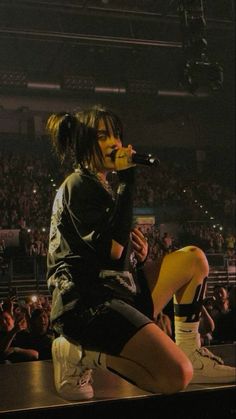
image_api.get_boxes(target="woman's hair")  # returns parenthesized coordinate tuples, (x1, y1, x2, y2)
(46, 112, 94, 167)
(75, 105, 123, 140)
(46, 105, 123, 171)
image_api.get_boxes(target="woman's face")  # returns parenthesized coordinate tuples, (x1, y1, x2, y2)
(214, 287, 228, 302)
(31, 311, 49, 335)
(96, 118, 122, 172)
(0, 311, 15, 332)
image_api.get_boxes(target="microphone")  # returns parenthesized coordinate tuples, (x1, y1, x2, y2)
(110, 149, 160, 167)
(131, 153, 160, 167)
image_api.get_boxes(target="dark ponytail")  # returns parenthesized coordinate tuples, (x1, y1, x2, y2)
(46, 112, 78, 163)
(46, 112, 99, 169)
(58, 113, 76, 149)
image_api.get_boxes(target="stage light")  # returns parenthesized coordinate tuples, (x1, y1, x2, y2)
(27, 82, 60, 90)
(95, 86, 126, 94)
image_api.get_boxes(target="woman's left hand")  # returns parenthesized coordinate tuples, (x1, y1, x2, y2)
(131, 227, 148, 263)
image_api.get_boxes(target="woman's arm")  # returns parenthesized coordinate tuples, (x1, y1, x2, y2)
(199, 305, 215, 335)
(66, 169, 136, 261)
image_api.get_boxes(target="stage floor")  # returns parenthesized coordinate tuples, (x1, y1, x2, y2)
(0, 344, 235, 418)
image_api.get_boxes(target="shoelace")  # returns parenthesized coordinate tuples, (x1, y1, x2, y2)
(77, 368, 93, 387)
(197, 347, 224, 365)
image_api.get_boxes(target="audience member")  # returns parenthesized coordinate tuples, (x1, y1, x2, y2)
(155, 311, 173, 339)
(210, 285, 230, 320)
(199, 304, 215, 346)
(16, 308, 54, 360)
(160, 232, 173, 254)
(0, 309, 38, 363)
(211, 286, 236, 344)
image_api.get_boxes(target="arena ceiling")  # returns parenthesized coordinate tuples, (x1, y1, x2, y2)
(0, 0, 234, 98)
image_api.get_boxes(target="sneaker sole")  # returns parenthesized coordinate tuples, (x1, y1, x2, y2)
(192, 374, 236, 384)
(57, 383, 94, 401)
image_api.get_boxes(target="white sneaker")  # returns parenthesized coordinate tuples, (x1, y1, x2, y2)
(52, 336, 94, 400)
(189, 347, 236, 384)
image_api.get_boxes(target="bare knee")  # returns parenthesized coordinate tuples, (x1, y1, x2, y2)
(193, 246, 209, 276)
(158, 357, 193, 394)
(184, 245, 209, 277)
(114, 324, 194, 395)
(137, 356, 193, 395)
(107, 351, 193, 395)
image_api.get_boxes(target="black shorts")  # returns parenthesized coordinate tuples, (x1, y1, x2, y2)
(53, 298, 153, 356)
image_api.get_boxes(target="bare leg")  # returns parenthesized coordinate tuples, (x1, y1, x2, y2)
(149, 246, 209, 317)
(106, 322, 193, 394)
(139, 245, 236, 384)
(52, 246, 235, 400)
(149, 246, 209, 352)
(93, 246, 206, 394)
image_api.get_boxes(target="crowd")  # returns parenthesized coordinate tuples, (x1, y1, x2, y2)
(0, 294, 53, 363)
(0, 147, 235, 261)
(1, 283, 235, 364)
(133, 160, 235, 226)
(200, 284, 236, 346)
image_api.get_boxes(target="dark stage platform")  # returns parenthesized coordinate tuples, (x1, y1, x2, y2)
(0, 344, 235, 419)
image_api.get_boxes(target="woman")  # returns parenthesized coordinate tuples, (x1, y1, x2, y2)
(46, 106, 235, 400)
(0, 308, 39, 363)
